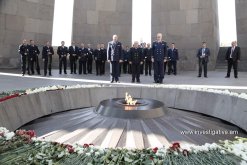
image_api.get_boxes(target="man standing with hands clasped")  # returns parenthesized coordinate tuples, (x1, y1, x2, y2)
(225, 41, 241, 79)
(107, 34, 123, 83)
(197, 42, 210, 78)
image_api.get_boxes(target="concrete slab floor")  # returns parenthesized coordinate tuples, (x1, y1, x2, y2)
(0, 69, 246, 93)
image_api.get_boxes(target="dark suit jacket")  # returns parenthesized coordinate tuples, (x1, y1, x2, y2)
(42, 46, 54, 59)
(225, 46, 241, 62)
(168, 48, 179, 61)
(197, 48, 210, 63)
(57, 46, 68, 58)
(129, 48, 143, 64)
(107, 41, 122, 61)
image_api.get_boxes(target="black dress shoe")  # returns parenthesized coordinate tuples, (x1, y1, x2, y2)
(235, 76, 238, 79)
(225, 76, 230, 78)
(197, 75, 201, 77)
(137, 80, 140, 83)
(204, 76, 208, 78)
(131, 80, 135, 83)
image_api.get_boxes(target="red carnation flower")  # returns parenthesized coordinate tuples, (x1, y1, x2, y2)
(170, 142, 181, 151)
(89, 143, 94, 146)
(16, 130, 25, 136)
(26, 130, 36, 138)
(150, 156, 154, 160)
(152, 147, 158, 153)
(83, 144, 90, 148)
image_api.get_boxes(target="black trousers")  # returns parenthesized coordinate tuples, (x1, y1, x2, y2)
(70, 56, 77, 74)
(59, 56, 67, 74)
(145, 60, 152, 75)
(168, 61, 177, 75)
(198, 59, 207, 77)
(110, 61, 120, 82)
(140, 63, 144, 74)
(128, 63, 132, 74)
(79, 60, 87, 74)
(87, 59, 93, 73)
(101, 61, 105, 75)
(96, 60, 102, 75)
(154, 61, 164, 82)
(44, 55, 52, 76)
(227, 59, 238, 77)
(164, 61, 168, 73)
(30, 55, 40, 74)
(123, 61, 128, 74)
(132, 63, 141, 82)
(21, 55, 27, 75)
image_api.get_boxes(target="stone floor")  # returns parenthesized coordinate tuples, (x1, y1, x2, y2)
(21, 107, 247, 148)
(0, 69, 247, 93)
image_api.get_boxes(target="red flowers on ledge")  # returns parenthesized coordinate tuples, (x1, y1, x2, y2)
(0, 93, 20, 102)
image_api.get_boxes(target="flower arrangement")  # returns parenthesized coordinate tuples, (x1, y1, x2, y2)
(0, 127, 246, 165)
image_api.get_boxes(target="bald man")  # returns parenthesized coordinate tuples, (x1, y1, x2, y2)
(107, 34, 123, 83)
(152, 33, 167, 84)
(129, 41, 143, 83)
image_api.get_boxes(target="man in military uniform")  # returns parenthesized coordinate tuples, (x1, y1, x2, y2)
(19, 39, 29, 76)
(87, 44, 93, 74)
(140, 42, 146, 74)
(42, 41, 54, 76)
(167, 43, 179, 75)
(152, 33, 167, 84)
(107, 34, 123, 83)
(57, 41, 68, 74)
(100, 43, 107, 75)
(197, 42, 210, 78)
(144, 43, 152, 76)
(78, 43, 88, 75)
(94, 44, 102, 76)
(69, 41, 79, 74)
(129, 41, 143, 83)
(29, 40, 40, 75)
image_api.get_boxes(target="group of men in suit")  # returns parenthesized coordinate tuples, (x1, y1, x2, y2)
(107, 33, 179, 83)
(196, 41, 241, 79)
(19, 35, 241, 82)
(57, 41, 107, 75)
(19, 39, 54, 76)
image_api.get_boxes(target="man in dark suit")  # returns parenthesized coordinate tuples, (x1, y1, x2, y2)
(94, 44, 102, 76)
(100, 43, 107, 75)
(144, 43, 152, 76)
(69, 41, 79, 74)
(19, 39, 29, 76)
(107, 34, 123, 83)
(167, 43, 179, 75)
(152, 33, 167, 84)
(57, 41, 68, 74)
(42, 41, 54, 76)
(29, 40, 40, 75)
(129, 41, 144, 83)
(78, 43, 89, 75)
(197, 42, 210, 78)
(225, 41, 241, 78)
(87, 44, 94, 74)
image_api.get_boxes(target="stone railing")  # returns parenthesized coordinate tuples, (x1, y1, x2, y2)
(0, 86, 246, 132)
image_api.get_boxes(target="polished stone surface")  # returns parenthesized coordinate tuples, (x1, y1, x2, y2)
(20, 107, 247, 148)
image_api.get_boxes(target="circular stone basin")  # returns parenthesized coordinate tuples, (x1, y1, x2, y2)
(95, 98, 168, 119)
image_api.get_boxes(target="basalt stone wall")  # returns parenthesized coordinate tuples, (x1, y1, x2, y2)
(152, 0, 220, 71)
(0, 0, 55, 68)
(235, 0, 247, 71)
(72, 0, 132, 48)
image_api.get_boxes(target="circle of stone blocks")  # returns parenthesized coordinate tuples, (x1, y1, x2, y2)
(0, 86, 246, 132)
